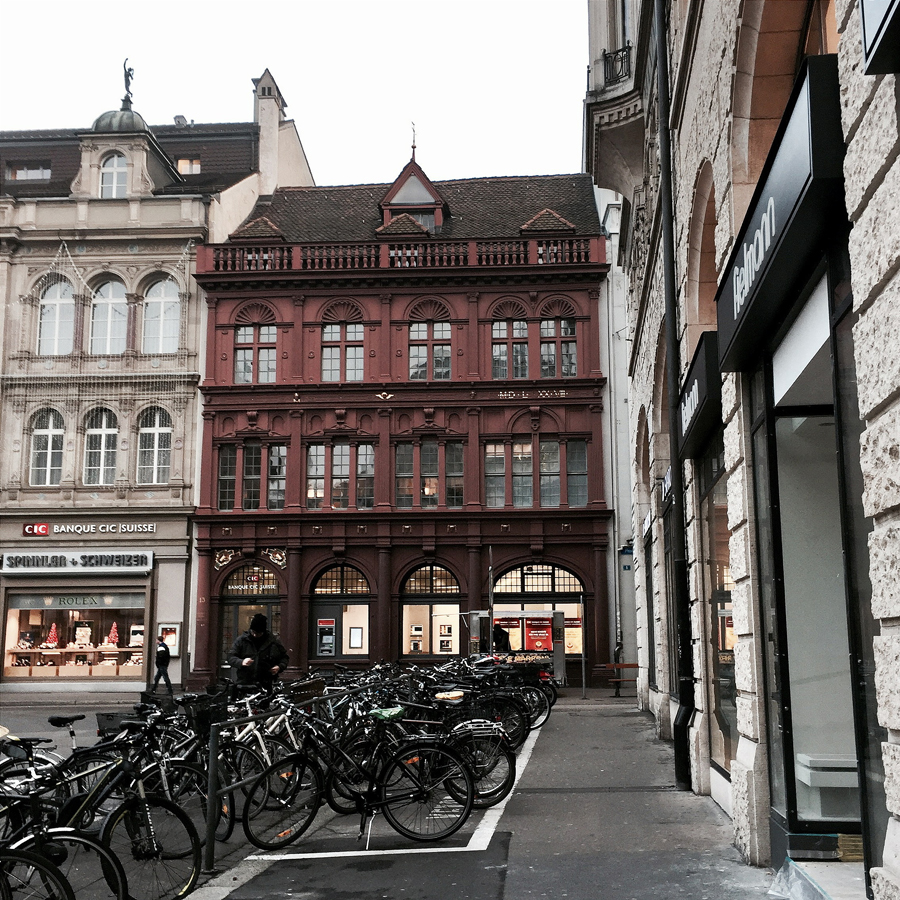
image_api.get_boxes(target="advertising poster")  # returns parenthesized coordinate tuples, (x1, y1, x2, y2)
(494, 617, 523, 651)
(524, 617, 552, 651)
(564, 617, 583, 654)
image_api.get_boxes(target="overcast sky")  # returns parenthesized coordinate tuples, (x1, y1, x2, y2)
(0, 0, 589, 187)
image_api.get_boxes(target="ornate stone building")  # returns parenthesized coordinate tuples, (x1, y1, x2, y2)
(0, 69, 313, 692)
(586, 1, 900, 897)
(191, 158, 612, 686)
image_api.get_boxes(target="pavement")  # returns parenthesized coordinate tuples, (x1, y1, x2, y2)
(0, 685, 777, 899)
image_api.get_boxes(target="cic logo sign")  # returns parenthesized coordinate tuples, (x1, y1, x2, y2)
(22, 523, 49, 537)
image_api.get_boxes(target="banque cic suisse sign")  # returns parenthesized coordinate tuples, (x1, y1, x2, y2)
(716, 56, 844, 372)
(0, 550, 154, 575)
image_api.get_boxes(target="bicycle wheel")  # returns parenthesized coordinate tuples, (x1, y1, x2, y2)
(323, 734, 379, 815)
(142, 760, 235, 844)
(0, 847, 75, 900)
(449, 729, 516, 808)
(219, 742, 268, 820)
(517, 685, 551, 728)
(11, 829, 128, 900)
(240, 753, 323, 851)
(380, 743, 474, 842)
(99, 794, 200, 900)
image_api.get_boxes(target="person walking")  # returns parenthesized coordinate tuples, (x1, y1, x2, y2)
(228, 613, 289, 689)
(152, 634, 173, 695)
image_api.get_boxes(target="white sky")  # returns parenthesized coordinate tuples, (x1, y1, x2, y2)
(0, 0, 589, 187)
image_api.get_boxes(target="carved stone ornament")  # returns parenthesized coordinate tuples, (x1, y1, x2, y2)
(214, 549, 240, 570)
(262, 548, 287, 569)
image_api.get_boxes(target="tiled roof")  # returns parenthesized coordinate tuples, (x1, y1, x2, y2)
(375, 213, 430, 235)
(235, 174, 601, 242)
(232, 215, 285, 240)
(520, 208, 576, 233)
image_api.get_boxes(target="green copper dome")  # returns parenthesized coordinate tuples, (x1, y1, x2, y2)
(92, 97, 148, 133)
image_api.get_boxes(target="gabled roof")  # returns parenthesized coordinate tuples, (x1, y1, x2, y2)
(231, 215, 285, 240)
(380, 158, 445, 209)
(375, 213, 431, 236)
(233, 173, 601, 242)
(520, 208, 576, 233)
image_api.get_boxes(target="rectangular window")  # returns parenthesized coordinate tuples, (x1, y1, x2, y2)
(323, 324, 341, 342)
(84, 433, 116, 486)
(332, 443, 350, 509)
(421, 441, 438, 507)
(539, 441, 561, 507)
(512, 343, 529, 378)
(346, 323, 364, 341)
(7, 162, 51, 180)
(446, 442, 464, 508)
(492, 321, 507, 339)
(409, 346, 428, 381)
(258, 348, 276, 383)
(176, 158, 201, 174)
(357, 443, 375, 509)
(234, 349, 252, 384)
(540, 343, 557, 378)
(540, 320, 556, 338)
(485, 443, 506, 508)
(410, 323, 428, 340)
(561, 342, 577, 377)
(306, 444, 325, 508)
(395, 442, 414, 508)
(492, 344, 508, 379)
(218, 444, 237, 510)
(322, 346, 340, 382)
(567, 440, 588, 507)
(243, 443, 261, 510)
(433, 345, 451, 379)
(433, 322, 451, 340)
(346, 346, 363, 381)
(267, 444, 286, 510)
(512, 441, 533, 507)
(31, 434, 63, 487)
(235, 326, 254, 343)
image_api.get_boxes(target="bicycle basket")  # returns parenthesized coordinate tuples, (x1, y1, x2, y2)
(185, 692, 230, 739)
(284, 678, 327, 705)
(96, 712, 128, 738)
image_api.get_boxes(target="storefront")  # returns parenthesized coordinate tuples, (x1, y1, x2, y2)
(713, 55, 885, 875)
(0, 515, 190, 691)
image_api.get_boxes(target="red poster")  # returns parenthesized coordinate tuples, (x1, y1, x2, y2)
(524, 617, 552, 651)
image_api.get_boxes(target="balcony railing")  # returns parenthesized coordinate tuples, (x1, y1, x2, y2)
(603, 42, 632, 86)
(199, 237, 602, 274)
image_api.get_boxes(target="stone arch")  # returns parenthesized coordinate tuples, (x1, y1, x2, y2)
(321, 298, 364, 322)
(538, 295, 578, 319)
(408, 296, 451, 321)
(731, 0, 809, 223)
(489, 297, 530, 320)
(683, 161, 718, 361)
(233, 301, 277, 326)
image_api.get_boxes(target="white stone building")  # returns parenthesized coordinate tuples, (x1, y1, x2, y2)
(585, 1, 900, 897)
(0, 69, 313, 692)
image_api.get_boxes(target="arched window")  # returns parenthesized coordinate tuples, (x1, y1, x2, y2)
(38, 280, 75, 356)
(137, 407, 172, 484)
(100, 152, 127, 199)
(493, 563, 584, 655)
(219, 563, 282, 666)
(83, 408, 118, 485)
(310, 564, 372, 658)
(91, 281, 128, 355)
(30, 408, 64, 486)
(143, 279, 180, 354)
(401, 564, 461, 656)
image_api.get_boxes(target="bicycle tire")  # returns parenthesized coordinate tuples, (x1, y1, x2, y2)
(142, 760, 235, 844)
(380, 743, 474, 842)
(517, 685, 551, 728)
(0, 846, 76, 900)
(219, 742, 268, 820)
(99, 794, 200, 900)
(449, 730, 516, 808)
(323, 734, 380, 815)
(11, 828, 128, 900)
(240, 753, 323, 851)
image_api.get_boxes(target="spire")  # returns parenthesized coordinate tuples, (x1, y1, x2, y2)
(411, 121, 416, 161)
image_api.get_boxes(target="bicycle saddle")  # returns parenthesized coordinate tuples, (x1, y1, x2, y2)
(48, 714, 86, 727)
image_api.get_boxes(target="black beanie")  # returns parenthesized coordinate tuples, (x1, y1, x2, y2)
(250, 613, 268, 633)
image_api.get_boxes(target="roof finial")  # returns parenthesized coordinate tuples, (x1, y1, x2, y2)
(411, 121, 416, 161)
(122, 59, 135, 110)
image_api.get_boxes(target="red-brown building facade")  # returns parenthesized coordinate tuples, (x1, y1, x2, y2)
(191, 160, 611, 684)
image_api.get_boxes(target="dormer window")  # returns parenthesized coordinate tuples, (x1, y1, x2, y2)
(6, 162, 51, 181)
(100, 153, 127, 198)
(402, 211, 435, 230)
(380, 159, 447, 234)
(177, 158, 201, 175)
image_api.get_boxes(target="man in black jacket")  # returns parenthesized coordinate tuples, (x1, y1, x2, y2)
(228, 613, 289, 688)
(152, 634, 173, 695)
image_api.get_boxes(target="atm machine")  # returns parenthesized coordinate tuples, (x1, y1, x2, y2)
(315, 619, 336, 656)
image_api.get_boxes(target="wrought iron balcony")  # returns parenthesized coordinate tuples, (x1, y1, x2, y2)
(603, 42, 632, 86)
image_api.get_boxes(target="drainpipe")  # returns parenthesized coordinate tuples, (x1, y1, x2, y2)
(654, 0, 694, 792)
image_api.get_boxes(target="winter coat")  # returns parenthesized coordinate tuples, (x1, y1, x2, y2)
(228, 630, 289, 686)
(155, 641, 171, 669)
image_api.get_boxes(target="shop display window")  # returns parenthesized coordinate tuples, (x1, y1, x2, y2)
(5, 593, 146, 677)
(402, 603, 460, 655)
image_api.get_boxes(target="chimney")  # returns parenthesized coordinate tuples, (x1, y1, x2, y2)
(253, 69, 284, 196)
